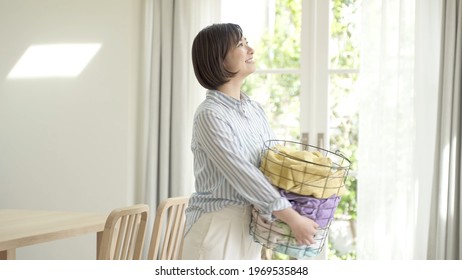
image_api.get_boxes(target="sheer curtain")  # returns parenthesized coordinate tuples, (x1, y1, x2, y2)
(356, 0, 441, 259)
(137, 0, 219, 242)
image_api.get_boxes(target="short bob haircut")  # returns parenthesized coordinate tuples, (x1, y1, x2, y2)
(191, 23, 243, 90)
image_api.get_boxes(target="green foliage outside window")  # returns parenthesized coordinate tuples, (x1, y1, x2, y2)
(327, 0, 359, 260)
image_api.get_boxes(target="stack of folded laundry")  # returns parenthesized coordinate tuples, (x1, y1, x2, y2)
(250, 142, 349, 258)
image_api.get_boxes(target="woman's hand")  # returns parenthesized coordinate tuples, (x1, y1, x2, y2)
(286, 214, 318, 245)
(273, 207, 319, 245)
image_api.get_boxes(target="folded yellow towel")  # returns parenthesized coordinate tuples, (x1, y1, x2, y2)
(260, 145, 346, 198)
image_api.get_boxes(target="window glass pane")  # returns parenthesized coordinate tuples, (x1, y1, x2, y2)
(328, 2, 361, 260)
(243, 73, 300, 140)
(329, 0, 361, 69)
(328, 72, 358, 259)
(329, 72, 358, 163)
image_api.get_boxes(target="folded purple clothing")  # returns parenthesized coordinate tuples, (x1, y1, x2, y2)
(279, 190, 340, 228)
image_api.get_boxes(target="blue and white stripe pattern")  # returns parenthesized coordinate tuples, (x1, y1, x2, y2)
(185, 90, 291, 234)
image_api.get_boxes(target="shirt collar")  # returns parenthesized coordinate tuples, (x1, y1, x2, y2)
(206, 90, 250, 109)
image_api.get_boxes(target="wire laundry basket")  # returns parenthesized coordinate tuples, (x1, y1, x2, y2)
(250, 140, 351, 258)
(250, 207, 330, 258)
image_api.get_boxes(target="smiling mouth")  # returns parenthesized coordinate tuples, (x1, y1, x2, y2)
(245, 58, 254, 63)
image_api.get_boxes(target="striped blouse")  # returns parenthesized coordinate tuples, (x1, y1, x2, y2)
(185, 89, 291, 234)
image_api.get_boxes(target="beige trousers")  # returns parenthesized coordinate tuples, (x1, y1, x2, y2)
(181, 205, 262, 260)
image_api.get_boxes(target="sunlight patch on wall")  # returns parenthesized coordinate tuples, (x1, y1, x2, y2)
(7, 43, 102, 79)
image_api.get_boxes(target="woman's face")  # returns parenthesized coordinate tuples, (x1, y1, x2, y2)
(223, 36, 255, 79)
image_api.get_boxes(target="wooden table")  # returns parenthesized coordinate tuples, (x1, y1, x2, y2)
(0, 209, 107, 260)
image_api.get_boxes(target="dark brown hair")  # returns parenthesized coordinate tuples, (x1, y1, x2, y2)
(191, 23, 243, 89)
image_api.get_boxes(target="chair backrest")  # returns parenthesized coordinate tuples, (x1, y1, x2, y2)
(147, 196, 189, 260)
(98, 204, 149, 260)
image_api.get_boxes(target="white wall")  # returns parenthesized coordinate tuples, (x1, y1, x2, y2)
(0, 0, 142, 259)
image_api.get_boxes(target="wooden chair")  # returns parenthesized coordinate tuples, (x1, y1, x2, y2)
(147, 196, 189, 260)
(98, 204, 149, 260)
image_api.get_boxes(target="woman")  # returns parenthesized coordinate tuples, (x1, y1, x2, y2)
(182, 23, 318, 260)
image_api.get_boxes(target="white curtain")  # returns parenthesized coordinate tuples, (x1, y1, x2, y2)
(427, 0, 462, 260)
(137, 0, 220, 253)
(357, 0, 441, 259)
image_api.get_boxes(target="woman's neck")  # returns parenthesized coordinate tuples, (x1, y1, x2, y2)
(217, 79, 243, 100)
